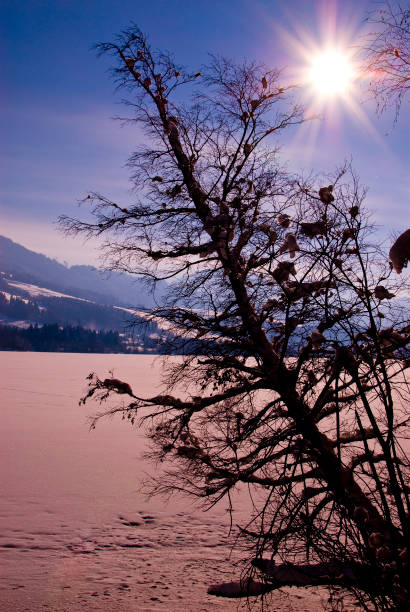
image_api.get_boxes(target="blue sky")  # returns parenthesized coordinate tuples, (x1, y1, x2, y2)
(1, 0, 408, 265)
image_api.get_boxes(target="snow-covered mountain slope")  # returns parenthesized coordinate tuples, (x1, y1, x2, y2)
(0, 235, 166, 308)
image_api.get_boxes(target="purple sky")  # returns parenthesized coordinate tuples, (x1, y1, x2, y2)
(1, 0, 408, 266)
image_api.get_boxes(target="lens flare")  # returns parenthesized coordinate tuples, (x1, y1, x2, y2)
(270, 5, 384, 166)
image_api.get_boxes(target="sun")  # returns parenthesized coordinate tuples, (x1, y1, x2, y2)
(271, 6, 383, 165)
(308, 48, 355, 98)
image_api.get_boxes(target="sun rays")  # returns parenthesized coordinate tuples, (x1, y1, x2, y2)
(270, 4, 390, 167)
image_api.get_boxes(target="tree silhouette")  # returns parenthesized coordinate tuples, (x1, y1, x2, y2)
(60, 27, 409, 611)
(360, 1, 410, 120)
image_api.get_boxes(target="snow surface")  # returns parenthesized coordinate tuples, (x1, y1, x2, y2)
(7, 280, 91, 302)
(117, 307, 221, 340)
(0, 353, 350, 611)
(0, 319, 35, 328)
(1, 290, 46, 311)
(0, 291, 12, 302)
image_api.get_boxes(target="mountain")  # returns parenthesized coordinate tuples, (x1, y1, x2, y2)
(0, 235, 166, 308)
(0, 235, 175, 352)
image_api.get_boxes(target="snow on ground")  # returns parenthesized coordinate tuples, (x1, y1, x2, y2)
(115, 306, 187, 337)
(116, 307, 222, 341)
(0, 318, 37, 328)
(0, 291, 46, 311)
(7, 280, 91, 302)
(0, 291, 12, 302)
(0, 353, 357, 611)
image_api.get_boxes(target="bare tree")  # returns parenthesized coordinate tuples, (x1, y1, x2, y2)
(60, 27, 410, 611)
(359, 1, 410, 119)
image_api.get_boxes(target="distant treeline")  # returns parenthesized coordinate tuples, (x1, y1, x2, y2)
(0, 292, 199, 354)
(0, 323, 130, 353)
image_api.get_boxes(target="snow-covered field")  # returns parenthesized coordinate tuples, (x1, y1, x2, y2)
(0, 353, 336, 611)
(6, 280, 91, 302)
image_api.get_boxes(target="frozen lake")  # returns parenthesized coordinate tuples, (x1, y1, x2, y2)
(0, 353, 330, 611)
